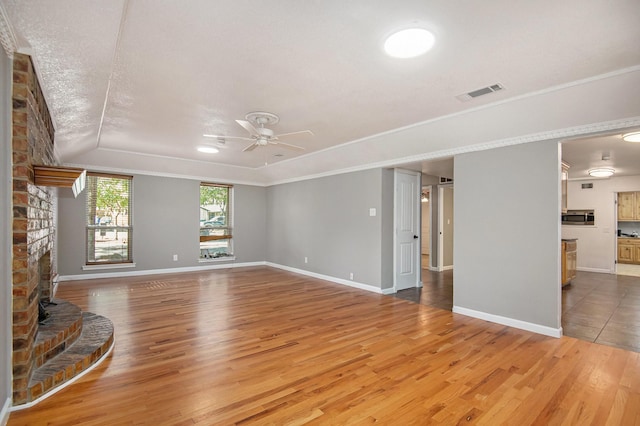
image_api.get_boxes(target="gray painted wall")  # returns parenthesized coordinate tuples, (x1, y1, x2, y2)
(453, 140, 561, 329)
(57, 174, 266, 275)
(1, 49, 12, 416)
(266, 169, 385, 289)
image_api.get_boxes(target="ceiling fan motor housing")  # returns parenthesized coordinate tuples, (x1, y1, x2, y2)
(258, 127, 274, 137)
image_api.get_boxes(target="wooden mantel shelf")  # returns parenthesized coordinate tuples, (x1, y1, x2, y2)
(34, 165, 86, 197)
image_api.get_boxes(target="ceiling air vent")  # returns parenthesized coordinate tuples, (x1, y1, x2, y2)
(455, 83, 505, 102)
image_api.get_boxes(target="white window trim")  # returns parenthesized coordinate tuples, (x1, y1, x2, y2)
(82, 263, 137, 271)
(198, 256, 236, 264)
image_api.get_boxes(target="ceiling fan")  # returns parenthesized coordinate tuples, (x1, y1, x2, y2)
(204, 112, 313, 152)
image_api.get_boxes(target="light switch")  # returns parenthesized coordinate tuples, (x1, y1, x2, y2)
(369, 208, 376, 217)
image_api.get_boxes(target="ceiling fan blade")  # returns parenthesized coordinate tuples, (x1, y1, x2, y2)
(274, 130, 314, 138)
(203, 134, 253, 141)
(270, 141, 305, 151)
(236, 119, 260, 137)
(243, 142, 259, 152)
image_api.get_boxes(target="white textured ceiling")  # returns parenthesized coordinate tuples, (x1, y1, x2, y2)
(2, 0, 640, 182)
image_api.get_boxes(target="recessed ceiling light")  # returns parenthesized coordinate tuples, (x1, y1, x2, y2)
(197, 146, 219, 154)
(384, 28, 435, 58)
(588, 167, 615, 178)
(622, 132, 640, 142)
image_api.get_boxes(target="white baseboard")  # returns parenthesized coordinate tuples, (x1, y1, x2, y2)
(266, 262, 385, 294)
(59, 261, 389, 296)
(59, 261, 267, 281)
(452, 305, 562, 338)
(576, 266, 615, 274)
(10, 339, 115, 412)
(1, 397, 10, 426)
(430, 265, 453, 272)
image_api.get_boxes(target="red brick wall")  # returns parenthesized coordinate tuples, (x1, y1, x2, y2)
(12, 52, 57, 405)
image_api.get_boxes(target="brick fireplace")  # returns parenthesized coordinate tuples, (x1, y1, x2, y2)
(11, 52, 58, 405)
(10, 52, 114, 408)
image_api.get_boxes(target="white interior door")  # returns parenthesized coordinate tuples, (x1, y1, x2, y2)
(394, 169, 420, 291)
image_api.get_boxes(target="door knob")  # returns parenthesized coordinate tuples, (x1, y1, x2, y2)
(413, 235, 419, 239)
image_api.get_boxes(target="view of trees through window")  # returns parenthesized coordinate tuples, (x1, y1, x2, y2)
(200, 183, 232, 258)
(86, 173, 132, 264)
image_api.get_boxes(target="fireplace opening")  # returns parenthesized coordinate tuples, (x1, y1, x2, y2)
(37, 251, 52, 323)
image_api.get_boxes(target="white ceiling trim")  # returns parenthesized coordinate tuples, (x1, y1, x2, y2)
(62, 161, 263, 187)
(268, 116, 640, 186)
(93, 147, 257, 170)
(66, 116, 640, 188)
(96, 0, 130, 150)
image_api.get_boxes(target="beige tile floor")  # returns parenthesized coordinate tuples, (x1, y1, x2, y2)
(395, 269, 640, 353)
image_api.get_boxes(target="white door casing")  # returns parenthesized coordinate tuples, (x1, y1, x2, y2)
(394, 169, 420, 291)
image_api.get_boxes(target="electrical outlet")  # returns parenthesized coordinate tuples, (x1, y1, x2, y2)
(173, 254, 178, 261)
(349, 272, 354, 280)
(304, 257, 308, 263)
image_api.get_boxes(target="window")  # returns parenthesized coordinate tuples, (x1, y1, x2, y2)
(86, 173, 133, 264)
(200, 183, 232, 259)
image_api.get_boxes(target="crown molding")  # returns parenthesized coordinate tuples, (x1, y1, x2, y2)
(0, 4, 16, 59)
(62, 161, 267, 187)
(268, 116, 640, 186)
(67, 116, 640, 188)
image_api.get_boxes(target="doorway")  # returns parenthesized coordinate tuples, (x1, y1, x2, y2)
(438, 185, 454, 271)
(393, 169, 421, 291)
(420, 186, 432, 270)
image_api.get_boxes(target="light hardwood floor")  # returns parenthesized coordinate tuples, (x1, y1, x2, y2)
(9, 266, 640, 425)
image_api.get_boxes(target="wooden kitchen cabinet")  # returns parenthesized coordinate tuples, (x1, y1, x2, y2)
(618, 238, 640, 265)
(618, 191, 640, 221)
(562, 240, 577, 286)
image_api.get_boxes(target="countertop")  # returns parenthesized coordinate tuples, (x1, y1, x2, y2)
(561, 238, 578, 242)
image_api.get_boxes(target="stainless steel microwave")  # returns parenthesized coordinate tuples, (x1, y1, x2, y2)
(562, 209, 595, 225)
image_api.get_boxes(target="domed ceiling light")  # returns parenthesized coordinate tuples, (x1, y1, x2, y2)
(197, 146, 219, 154)
(384, 28, 435, 58)
(588, 168, 615, 178)
(622, 132, 640, 142)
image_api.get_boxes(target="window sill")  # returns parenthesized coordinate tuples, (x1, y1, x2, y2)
(199, 256, 236, 263)
(82, 263, 136, 271)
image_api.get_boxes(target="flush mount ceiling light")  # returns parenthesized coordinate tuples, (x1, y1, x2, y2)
(197, 146, 219, 154)
(622, 132, 640, 142)
(384, 28, 435, 58)
(588, 167, 615, 178)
